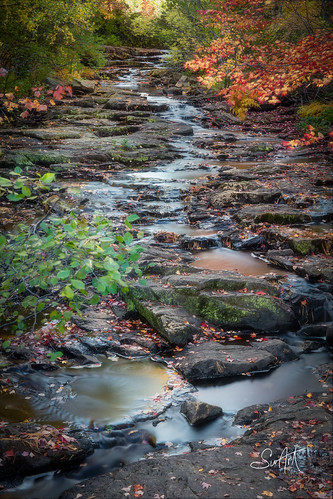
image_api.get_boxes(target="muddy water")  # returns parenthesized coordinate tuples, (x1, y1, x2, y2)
(191, 247, 287, 276)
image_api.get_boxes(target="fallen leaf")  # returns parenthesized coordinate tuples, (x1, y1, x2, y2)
(201, 482, 212, 489)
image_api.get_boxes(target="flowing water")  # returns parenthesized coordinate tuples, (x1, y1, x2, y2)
(1, 52, 331, 498)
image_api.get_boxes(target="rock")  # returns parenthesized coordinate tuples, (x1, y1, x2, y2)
(172, 341, 278, 382)
(297, 322, 333, 337)
(180, 400, 223, 425)
(45, 76, 66, 89)
(254, 338, 298, 362)
(235, 204, 312, 224)
(103, 97, 168, 113)
(262, 227, 333, 255)
(233, 403, 270, 426)
(60, 340, 101, 365)
(0, 423, 93, 480)
(73, 311, 114, 332)
(130, 302, 202, 345)
(266, 252, 333, 283)
(72, 78, 96, 94)
(210, 189, 281, 208)
(127, 271, 295, 339)
(326, 324, 333, 346)
(302, 339, 325, 353)
(179, 235, 220, 251)
(232, 235, 267, 251)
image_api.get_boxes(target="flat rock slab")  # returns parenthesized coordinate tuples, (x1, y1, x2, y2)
(266, 251, 333, 282)
(235, 204, 312, 224)
(0, 423, 93, 480)
(171, 340, 296, 382)
(210, 189, 281, 207)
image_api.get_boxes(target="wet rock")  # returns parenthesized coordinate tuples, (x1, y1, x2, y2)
(180, 400, 223, 425)
(60, 340, 100, 365)
(127, 271, 295, 340)
(0, 423, 93, 480)
(326, 324, 333, 346)
(233, 235, 267, 251)
(266, 251, 333, 282)
(73, 311, 114, 332)
(210, 189, 281, 208)
(172, 341, 278, 382)
(262, 227, 333, 255)
(138, 246, 196, 276)
(301, 339, 325, 353)
(130, 302, 202, 346)
(235, 204, 312, 225)
(72, 78, 96, 94)
(280, 278, 333, 324)
(179, 235, 220, 251)
(103, 97, 168, 113)
(254, 338, 298, 362)
(297, 322, 333, 338)
(233, 403, 270, 426)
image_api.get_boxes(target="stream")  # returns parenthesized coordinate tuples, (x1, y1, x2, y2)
(1, 52, 331, 498)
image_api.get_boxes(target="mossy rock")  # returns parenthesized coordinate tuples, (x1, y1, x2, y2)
(235, 205, 312, 225)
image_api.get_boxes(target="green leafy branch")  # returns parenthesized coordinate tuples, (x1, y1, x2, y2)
(0, 167, 55, 202)
(0, 211, 144, 335)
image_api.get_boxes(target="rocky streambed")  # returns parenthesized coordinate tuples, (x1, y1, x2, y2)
(0, 47, 332, 498)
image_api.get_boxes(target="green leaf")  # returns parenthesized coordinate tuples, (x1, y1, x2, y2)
(21, 186, 31, 197)
(0, 177, 12, 187)
(57, 269, 70, 279)
(137, 231, 144, 239)
(47, 351, 63, 361)
(2, 340, 11, 350)
(7, 193, 24, 202)
(109, 282, 118, 294)
(70, 279, 85, 290)
(40, 173, 55, 184)
(89, 294, 100, 305)
(14, 167, 22, 174)
(126, 214, 139, 223)
(124, 219, 132, 229)
(63, 310, 73, 321)
(62, 285, 74, 299)
(138, 279, 147, 286)
(123, 232, 133, 245)
(0, 235, 6, 248)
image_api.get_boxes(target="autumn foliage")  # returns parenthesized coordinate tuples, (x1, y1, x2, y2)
(184, 0, 333, 118)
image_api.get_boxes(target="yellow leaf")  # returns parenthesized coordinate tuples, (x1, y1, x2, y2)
(307, 392, 313, 398)
(262, 492, 273, 497)
(268, 406, 272, 412)
(50, 99, 56, 106)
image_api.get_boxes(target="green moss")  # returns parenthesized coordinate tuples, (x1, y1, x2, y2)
(289, 239, 315, 255)
(255, 212, 311, 224)
(12, 151, 71, 167)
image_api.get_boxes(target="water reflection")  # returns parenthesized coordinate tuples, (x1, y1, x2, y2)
(191, 247, 286, 276)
